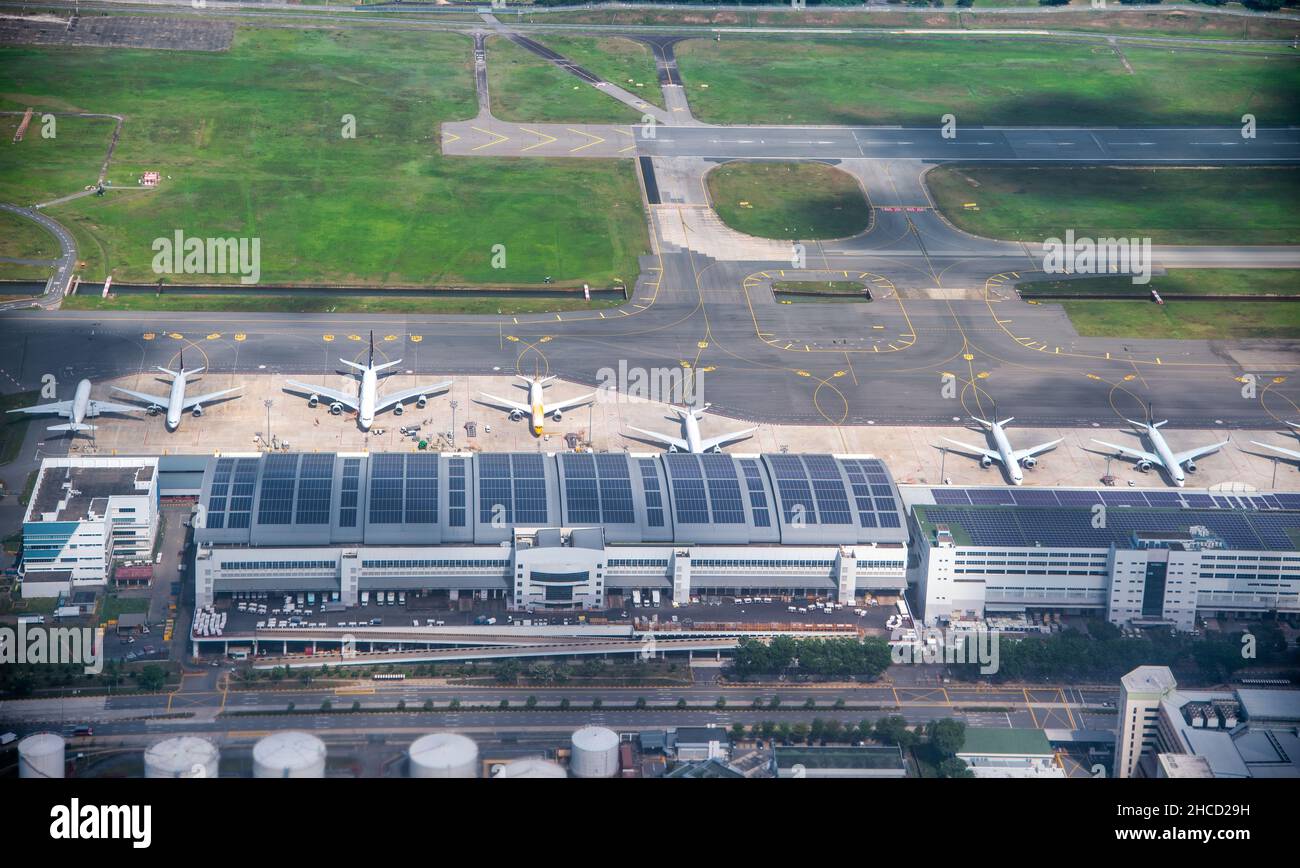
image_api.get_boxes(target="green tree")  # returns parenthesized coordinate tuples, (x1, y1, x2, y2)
(136, 664, 166, 691)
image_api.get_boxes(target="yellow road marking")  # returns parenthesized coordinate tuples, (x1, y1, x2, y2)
(470, 126, 509, 151)
(566, 128, 606, 153)
(519, 126, 558, 152)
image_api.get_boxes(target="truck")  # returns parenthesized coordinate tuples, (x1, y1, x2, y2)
(361, 591, 370, 605)
(387, 592, 396, 605)
(651, 590, 661, 608)
(17, 615, 45, 625)
(0, 732, 17, 746)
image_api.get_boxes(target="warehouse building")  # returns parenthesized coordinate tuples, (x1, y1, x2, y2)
(20, 456, 159, 598)
(1115, 665, 1300, 779)
(901, 486, 1300, 631)
(191, 451, 910, 609)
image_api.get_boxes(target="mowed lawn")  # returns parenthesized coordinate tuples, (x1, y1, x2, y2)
(487, 36, 643, 123)
(1018, 270, 1300, 298)
(1056, 300, 1300, 340)
(927, 166, 1300, 245)
(61, 293, 621, 316)
(0, 208, 60, 259)
(533, 35, 666, 110)
(706, 161, 871, 240)
(0, 28, 649, 288)
(674, 38, 1300, 126)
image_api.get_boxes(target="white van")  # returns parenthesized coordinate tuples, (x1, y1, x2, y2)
(387, 592, 396, 605)
(361, 591, 370, 605)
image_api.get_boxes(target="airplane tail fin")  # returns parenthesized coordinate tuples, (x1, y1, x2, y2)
(971, 416, 993, 428)
(48, 422, 95, 433)
(998, 417, 1014, 427)
(368, 330, 374, 368)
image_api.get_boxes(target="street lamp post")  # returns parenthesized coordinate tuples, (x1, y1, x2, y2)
(264, 399, 273, 449)
(450, 400, 458, 449)
(939, 447, 947, 484)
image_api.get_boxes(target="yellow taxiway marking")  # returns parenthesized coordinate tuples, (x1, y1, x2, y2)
(566, 128, 606, 152)
(348, 334, 362, 342)
(470, 126, 509, 151)
(383, 334, 398, 342)
(234, 333, 246, 342)
(443, 131, 461, 144)
(143, 333, 156, 341)
(169, 332, 183, 340)
(410, 335, 422, 343)
(519, 126, 558, 152)
(323, 334, 335, 342)
(206, 333, 221, 340)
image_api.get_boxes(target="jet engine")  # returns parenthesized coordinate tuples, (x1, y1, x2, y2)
(980, 455, 994, 468)
(307, 394, 320, 408)
(508, 409, 524, 422)
(551, 410, 563, 422)
(393, 403, 404, 416)
(329, 402, 344, 415)
(667, 444, 680, 453)
(147, 405, 161, 416)
(1136, 460, 1152, 472)
(1021, 456, 1037, 469)
(1186, 461, 1197, 473)
(416, 395, 428, 409)
(192, 404, 204, 418)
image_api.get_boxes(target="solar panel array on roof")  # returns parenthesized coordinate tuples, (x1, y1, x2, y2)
(561, 452, 636, 525)
(338, 458, 361, 529)
(929, 487, 1300, 512)
(479, 453, 548, 525)
(639, 458, 665, 528)
(921, 505, 1300, 551)
(295, 454, 335, 525)
(405, 453, 439, 524)
(369, 453, 406, 524)
(841, 458, 900, 528)
(257, 453, 298, 525)
(448, 457, 467, 528)
(740, 459, 771, 529)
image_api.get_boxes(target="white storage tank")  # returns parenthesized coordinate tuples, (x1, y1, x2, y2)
(144, 736, 220, 779)
(18, 733, 65, 779)
(252, 731, 326, 779)
(570, 726, 620, 778)
(408, 733, 479, 779)
(493, 757, 567, 778)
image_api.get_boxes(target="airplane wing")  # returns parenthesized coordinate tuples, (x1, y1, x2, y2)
(1171, 440, 1230, 467)
(113, 386, 170, 410)
(1090, 439, 1162, 467)
(284, 380, 357, 411)
(87, 399, 142, 416)
(1251, 440, 1300, 462)
(6, 400, 72, 417)
(478, 392, 529, 415)
(180, 387, 242, 411)
(941, 437, 1002, 464)
(626, 425, 689, 452)
(548, 392, 597, 414)
(374, 381, 451, 413)
(698, 427, 759, 452)
(1011, 438, 1064, 463)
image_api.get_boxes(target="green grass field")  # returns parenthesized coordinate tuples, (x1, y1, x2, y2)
(0, 28, 649, 288)
(772, 280, 870, 303)
(674, 38, 1300, 126)
(486, 36, 643, 123)
(61, 293, 622, 316)
(0, 390, 37, 467)
(707, 162, 871, 240)
(1056, 299, 1300, 340)
(928, 166, 1300, 245)
(0, 208, 60, 259)
(1018, 270, 1300, 298)
(532, 35, 666, 110)
(0, 265, 53, 282)
(0, 114, 117, 206)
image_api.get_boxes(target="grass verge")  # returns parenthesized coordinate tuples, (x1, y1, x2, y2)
(707, 161, 870, 240)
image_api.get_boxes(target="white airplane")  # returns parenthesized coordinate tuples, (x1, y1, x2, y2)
(6, 378, 139, 434)
(941, 414, 1062, 485)
(284, 331, 451, 430)
(626, 404, 758, 454)
(112, 351, 242, 431)
(1091, 409, 1229, 487)
(478, 375, 595, 437)
(1250, 421, 1300, 463)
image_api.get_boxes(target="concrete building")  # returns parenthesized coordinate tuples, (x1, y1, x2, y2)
(1115, 665, 1300, 779)
(20, 457, 159, 598)
(902, 486, 1300, 631)
(190, 451, 909, 609)
(672, 726, 731, 762)
(957, 728, 1064, 779)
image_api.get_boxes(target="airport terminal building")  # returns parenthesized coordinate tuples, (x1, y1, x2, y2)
(902, 486, 1300, 631)
(191, 451, 911, 610)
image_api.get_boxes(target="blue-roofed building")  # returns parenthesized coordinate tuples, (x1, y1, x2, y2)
(191, 451, 910, 609)
(900, 485, 1300, 631)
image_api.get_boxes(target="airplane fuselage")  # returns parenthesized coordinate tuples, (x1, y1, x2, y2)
(1148, 428, 1186, 486)
(529, 380, 545, 436)
(683, 413, 704, 454)
(359, 369, 378, 430)
(165, 372, 188, 430)
(990, 423, 1023, 484)
(71, 378, 92, 425)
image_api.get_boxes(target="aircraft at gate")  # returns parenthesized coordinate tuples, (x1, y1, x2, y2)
(626, 404, 758, 454)
(478, 375, 595, 437)
(1091, 408, 1229, 488)
(6, 378, 140, 434)
(941, 413, 1062, 486)
(1250, 421, 1300, 464)
(284, 332, 451, 430)
(112, 351, 242, 431)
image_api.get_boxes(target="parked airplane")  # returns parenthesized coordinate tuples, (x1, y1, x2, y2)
(112, 351, 242, 431)
(478, 375, 595, 437)
(6, 378, 139, 433)
(941, 413, 1062, 485)
(1250, 421, 1300, 463)
(284, 331, 451, 430)
(626, 404, 758, 454)
(1091, 408, 1229, 487)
